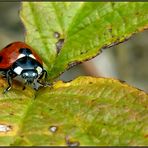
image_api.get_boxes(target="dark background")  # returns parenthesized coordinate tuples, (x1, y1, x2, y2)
(0, 2, 148, 92)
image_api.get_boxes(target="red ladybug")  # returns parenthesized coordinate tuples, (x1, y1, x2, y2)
(0, 41, 47, 93)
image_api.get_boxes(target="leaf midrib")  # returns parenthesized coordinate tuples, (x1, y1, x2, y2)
(10, 99, 34, 145)
(28, 2, 50, 67)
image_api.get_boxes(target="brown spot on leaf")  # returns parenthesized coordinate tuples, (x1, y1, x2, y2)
(136, 87, 145, 92)
(91, 99, 96, 103)
(108, 28, 112, 33)
(49, 126, 58, 133)
(65, 135, 80, 146)
(80, 50, 88, 55)
(135, 12, 140, 16)
(0, 124, 12, 133)
(49, 108, 53, 111)
(68, 61, 78, 68)
(54, 32, 60, 39)
(56, 39, 64, 54)
(9, 112, 14, 116)
(118, 79, 126, 84)
(20, 134, 24, 138)
(52, 31, 140, 80)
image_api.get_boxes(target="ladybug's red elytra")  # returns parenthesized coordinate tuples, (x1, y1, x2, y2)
(0, 41, 47, 93)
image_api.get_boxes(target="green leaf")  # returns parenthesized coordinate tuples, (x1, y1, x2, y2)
(0, 76, 148, 146)
(20, 2, 148, 81)
(1, 2, 146, 146)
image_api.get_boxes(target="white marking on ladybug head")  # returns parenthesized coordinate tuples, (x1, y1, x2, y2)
(14, 66, 23, 75)
(25, 73, 29, 76)
(17, 54, 25, 60)
(29, 54, 36, 59)
(32, 73, 36, 77)
(36, 66, 42, 75)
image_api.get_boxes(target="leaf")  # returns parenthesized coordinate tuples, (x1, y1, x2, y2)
(20, 2, 148, 81)
(0, 76, 147, 146)
(0, 78, 35, 145)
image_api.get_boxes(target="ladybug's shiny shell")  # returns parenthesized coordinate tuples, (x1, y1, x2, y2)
(0, 41, 42, 69)
(0, 41, 47, 93)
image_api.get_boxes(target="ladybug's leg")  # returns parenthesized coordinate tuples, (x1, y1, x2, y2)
(37, 69, 48, 86)
(33, 80, 39, 90)
(43, 69, 47, 81)
(22, 81, 27, 90)
(0, 71, 6, 78)
(42, 69, 48, 82)
(38, 69, 47, 81)
(4, 70, 13, 93)
(33, 70, 48, 90)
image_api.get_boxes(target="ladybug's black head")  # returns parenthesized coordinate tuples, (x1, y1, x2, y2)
(21, 70, 38, 84)
(12, 57, 43, 84)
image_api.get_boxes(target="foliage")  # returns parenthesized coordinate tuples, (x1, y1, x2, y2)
(0, 2, 148, 146)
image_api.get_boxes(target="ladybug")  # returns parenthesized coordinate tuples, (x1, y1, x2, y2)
(0, 41, 47, 93)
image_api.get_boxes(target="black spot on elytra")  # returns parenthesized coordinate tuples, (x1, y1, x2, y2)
(5, 43, 13, 48)
(56, 39, 64, 54)
(0, 56, 3, 63)
(19, 48, 32, 55)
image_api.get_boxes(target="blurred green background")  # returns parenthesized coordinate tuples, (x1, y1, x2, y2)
(0, 2, 148, 92)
